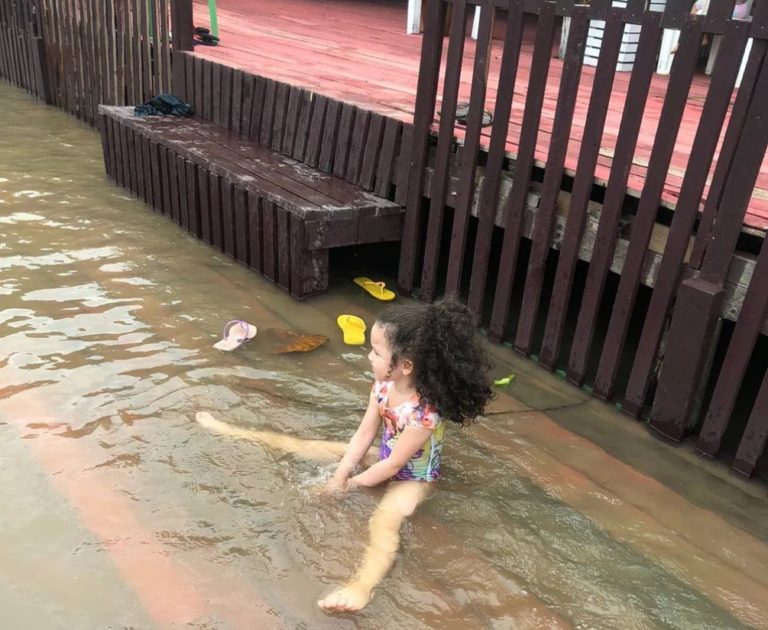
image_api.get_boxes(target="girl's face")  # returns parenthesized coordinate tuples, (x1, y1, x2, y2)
(368, 322, 411, 382)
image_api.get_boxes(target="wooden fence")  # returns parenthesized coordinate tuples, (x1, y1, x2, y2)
(402, 0, 768, 477)
(2, 0, 768, 478)
(0, 0, 192, 124)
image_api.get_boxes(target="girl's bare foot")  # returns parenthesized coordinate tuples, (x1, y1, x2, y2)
(317, 582, 372, 612)
(195, 411, 228, 432)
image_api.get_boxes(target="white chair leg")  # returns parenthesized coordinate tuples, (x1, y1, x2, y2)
(736, 37, 753, 88)
(407, 0, 422, 35)
(705, 34, 721, 75)
(657, 28, 680, 75)
(471, 5, 481, 40)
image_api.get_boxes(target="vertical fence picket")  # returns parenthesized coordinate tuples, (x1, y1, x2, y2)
(419, 0, 469, 302)
(397, 0, 449, 293)
(444, 1, 496, 297)
(467, 0, 525, 318)
(514, 5, 594, 356)
(488, 2, 558, 341)
(622, 20, 751, 415)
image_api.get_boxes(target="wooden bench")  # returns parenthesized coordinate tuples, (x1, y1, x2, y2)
(97, 105, 403, 299)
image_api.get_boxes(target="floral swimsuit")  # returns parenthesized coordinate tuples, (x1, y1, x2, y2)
(374, 380, 445, 482)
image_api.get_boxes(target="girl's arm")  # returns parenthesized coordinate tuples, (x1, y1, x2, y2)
(330, 390, 382, 484)
(350, 425, 432, 487)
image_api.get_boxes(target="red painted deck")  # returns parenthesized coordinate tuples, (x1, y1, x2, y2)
(191, 0, 768, 232)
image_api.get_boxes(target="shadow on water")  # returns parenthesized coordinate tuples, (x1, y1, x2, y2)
(1, 82, 767, 629)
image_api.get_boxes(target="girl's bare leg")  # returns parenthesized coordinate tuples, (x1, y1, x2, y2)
(317, 480, 433, 612)
(195, 411, 377, 464)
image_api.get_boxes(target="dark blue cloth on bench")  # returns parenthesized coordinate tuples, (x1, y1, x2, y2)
(134, 94, 193, 117)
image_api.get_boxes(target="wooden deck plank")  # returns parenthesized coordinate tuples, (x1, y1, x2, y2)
(190, 0, 768, 231)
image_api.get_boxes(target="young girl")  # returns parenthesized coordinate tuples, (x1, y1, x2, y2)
(196, 298, 493, 612)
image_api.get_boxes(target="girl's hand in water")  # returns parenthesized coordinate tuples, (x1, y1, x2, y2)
(314, 475, 350, 497)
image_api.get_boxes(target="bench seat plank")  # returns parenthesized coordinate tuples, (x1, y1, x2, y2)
(99, 106, 399, 220)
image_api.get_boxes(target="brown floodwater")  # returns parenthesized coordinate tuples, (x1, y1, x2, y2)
(1, 81, 767, 629)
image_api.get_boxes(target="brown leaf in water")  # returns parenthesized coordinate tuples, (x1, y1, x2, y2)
(264, 328, 329, 354)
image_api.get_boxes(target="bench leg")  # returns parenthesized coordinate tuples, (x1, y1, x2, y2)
(289, 215, 328, 299)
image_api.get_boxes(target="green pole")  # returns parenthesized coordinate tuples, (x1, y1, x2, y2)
(208, 0, 218, 37)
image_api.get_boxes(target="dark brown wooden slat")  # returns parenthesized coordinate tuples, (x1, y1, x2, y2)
(697, 240, 768, 457)
(554, 10, 660, 374)
(193, 55, 204, 119)
(177, 155, 190, 230)
(332, 103, 357, 179)
(732, 370, 768, 477)
(247, 191, 263, 272)
(119, 123, 132, 191)
(394, 125, 414, 206)
(221, 178, 236, 258)
(212, 61, 223, 126)
(397, 0, 448, 293)
(133, 129, 146, 200)
(567, 13, 666, 386)
(420, 0, 470, 302)
(220, 64, 233, 130)
(159, 146, 172, 215)
(159, 0, 171, 93)
(248, 75, 266, 141)
(467, 0, 526, 317)
(262, 199, 276, 281)
(622, 21, 751, 415)
(139, 0, 152, 102)
(184, 52, 195, 109)
(277, 207, 291, 290)
(589, 16, 706, 390)
(271, 81, 289, 152)
(292, 90, 314, 161)
(240, 72, 255, 139)
(198, 162, 212, 243)
(186, 158, 200, 237)
(172, 23, 187, 99)
(234, 187, 249, 265)
(690, 42, 766, 268)
(516, 7, 614, 356)
(106, 116, 118, 185)
(649, 52, 768, 440)
(259, 78, 276, 147)
(345, 108, 370, 185)
(318, 98, 342, 173)
(360, 112, 384, 191)
(289, 214, 329, 298)
(444, 2, 496, 296)
(171, 0, 194, 51)
(209, 172, 223, 250)
(231, 68, 243, 134)
(142, 135, 154, 208)
(202, 58, 213, 120)
(703, 0, 736, 32)
(282, 85, 303, 156)
(304, 94, 327, 168)
(168, 148, 181, 223)
(98, 115, 112, 178)
(150, 140, 163, 212)
(375, 117, 401, 198)
(660, 0, 692, 29)
(488, 2, 558, 341)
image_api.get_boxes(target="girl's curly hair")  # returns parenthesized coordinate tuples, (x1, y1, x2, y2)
(376, 298, 494, 425)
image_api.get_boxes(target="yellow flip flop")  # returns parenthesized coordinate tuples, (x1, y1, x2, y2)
(353, 277, 396, 301)
(337, 315, 366, 345)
